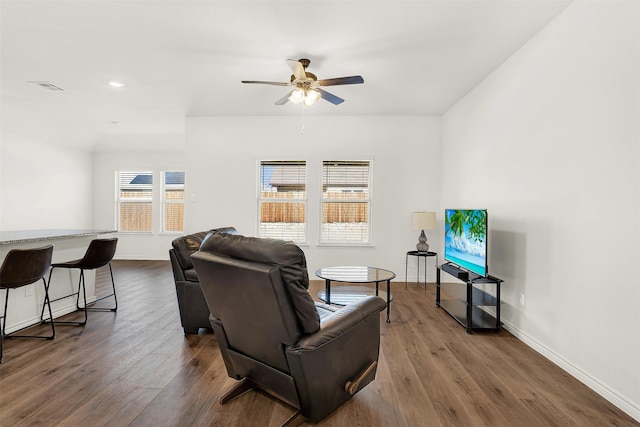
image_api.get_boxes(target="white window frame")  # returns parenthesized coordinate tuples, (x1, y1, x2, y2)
(115, 171, 154, 233)
(318, 160, 373, 246)
(161, 171, 185, 234)
(257, 160, 308, 244)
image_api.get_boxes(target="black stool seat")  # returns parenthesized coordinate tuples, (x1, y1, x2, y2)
(43, 237, 118, 326)
(0, 245, 55, 363)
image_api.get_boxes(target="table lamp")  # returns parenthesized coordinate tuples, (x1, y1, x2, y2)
(411, 211, 436, 252)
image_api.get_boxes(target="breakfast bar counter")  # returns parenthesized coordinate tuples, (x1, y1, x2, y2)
(0, 228, 115, 245)
(0, 229, 116, 334)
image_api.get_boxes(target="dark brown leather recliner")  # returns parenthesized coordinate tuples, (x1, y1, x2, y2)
(192, 233, 386, 426)
(169, 227, 237, 334)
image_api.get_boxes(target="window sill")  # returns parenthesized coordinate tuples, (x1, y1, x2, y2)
(116, 231, 153, 235)
(316, 242, 374, 248)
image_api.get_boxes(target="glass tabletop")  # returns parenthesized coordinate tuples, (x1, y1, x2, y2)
(315, 266, 396, 283)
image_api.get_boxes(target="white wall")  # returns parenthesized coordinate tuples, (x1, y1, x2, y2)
(93, 150, 186, 259)
(185, 115, 441, 281)
(0, 107, 93, 230)
(441, 1, 640, 420)
(0, 107, 98, 332)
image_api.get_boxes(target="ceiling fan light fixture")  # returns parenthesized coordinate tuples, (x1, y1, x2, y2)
(289, 88, 305, 104)
(304, 89, 321, 107)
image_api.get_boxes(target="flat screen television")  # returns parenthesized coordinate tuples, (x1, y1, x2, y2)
(444, 209, 488, 277)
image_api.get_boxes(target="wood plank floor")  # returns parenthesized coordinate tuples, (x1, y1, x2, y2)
(0, 260, 637, 426)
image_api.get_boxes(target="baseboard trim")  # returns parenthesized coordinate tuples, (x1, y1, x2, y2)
(4, 296, 97, 335)
(113, 255, 169, 261)
(502, 320, 640, 423)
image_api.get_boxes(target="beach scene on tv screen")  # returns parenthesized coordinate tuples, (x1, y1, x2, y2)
(444, 209, 487, 276)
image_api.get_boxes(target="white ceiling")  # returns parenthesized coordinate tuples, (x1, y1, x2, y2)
(0, 0, 570, 150)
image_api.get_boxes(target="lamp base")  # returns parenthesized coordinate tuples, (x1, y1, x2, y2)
(416, 230, 429, 252)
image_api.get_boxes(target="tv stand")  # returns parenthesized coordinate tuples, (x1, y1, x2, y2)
(436, 263, 503, 333)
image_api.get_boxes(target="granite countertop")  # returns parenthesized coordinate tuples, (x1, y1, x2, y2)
(0, 229, 116, 245)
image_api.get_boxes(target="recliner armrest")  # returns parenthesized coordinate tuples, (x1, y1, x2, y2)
(290, 296, 386, 352)
(285, 295, 386, 423)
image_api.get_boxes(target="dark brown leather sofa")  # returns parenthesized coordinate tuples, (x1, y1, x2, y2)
(169, 227, 237, 334)
(192, 232, 386, 426)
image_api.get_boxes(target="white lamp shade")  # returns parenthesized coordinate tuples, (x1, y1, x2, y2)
(411, 211, 436, 230)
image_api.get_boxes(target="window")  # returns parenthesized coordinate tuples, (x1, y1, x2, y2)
(117, 171, 153, 232)
(320, 160, 371, 244)
(258, 160, 307, 243)
(162, 171, 185, 232)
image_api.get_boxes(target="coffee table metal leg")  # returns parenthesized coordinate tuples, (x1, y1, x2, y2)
(325, 279, 331, 304)
(386, 279, 391, 323)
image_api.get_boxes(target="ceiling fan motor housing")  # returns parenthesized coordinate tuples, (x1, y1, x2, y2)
(290, 58, 316, 82)
(298, 58, 311, 68)
(290, 72, 317, 83)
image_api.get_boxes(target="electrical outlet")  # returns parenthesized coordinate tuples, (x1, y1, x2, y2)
(25, 286, 34, 297)
(519, 294, 525, 307)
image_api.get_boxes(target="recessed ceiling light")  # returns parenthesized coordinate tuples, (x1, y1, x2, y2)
(108, 81, 125, 88)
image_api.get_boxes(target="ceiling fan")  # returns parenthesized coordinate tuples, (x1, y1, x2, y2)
(241, 58, 364, 106)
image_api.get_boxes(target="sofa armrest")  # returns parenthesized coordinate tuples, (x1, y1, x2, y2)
(169, 249, 186, 282)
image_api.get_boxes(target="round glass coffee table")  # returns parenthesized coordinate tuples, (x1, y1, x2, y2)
(315, 266, 395, 323)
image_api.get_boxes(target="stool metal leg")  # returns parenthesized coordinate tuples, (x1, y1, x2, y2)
(1, 288, 8, 363)
(41, 267, 87, 326)
(4, 278, 55, 341)
(87, 263, 117, 312)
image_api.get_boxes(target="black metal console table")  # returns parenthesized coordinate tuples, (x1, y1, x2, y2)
(436, 263, 503, 333)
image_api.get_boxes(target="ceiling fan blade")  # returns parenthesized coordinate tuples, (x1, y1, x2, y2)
(275, 91, 293, 105)
(286, 59, 307, 81)
(241, 80, 291, 86)
(318, 88, 344, 105)
(317, 76, 364, 86)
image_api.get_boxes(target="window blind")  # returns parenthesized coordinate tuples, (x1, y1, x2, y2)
(258, 160, 307, 242)
(162, 171, 185, 232)
(117, 171, 153, 232)
(321, 160, 371, 243)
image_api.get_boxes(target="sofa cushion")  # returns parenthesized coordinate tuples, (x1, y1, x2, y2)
(171, 227, 239, 272)
(171, 231, 210, 271)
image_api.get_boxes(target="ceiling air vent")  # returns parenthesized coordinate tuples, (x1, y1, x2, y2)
(28, 81, 64, 91)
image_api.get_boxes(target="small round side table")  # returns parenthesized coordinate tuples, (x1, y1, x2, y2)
(405, 251, 438, 290)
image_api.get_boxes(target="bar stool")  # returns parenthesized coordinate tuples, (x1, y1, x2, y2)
(0, 245, 55, 363)
(42, 237, 118, 326)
